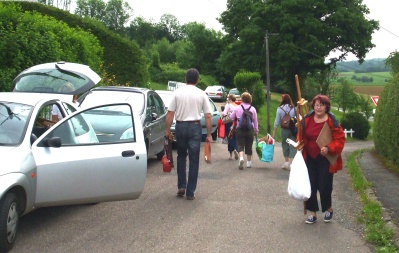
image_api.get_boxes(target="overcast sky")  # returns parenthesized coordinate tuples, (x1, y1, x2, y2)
(129, 0, 399, 61)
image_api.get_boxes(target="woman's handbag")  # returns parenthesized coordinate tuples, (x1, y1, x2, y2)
(222, 112, 233, 124)
(228, 121, 237, 139)
(255, 134, 275, 162)
(287, 150, 311, 201)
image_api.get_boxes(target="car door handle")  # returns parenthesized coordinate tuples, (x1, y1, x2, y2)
(122, 150, 135, 157)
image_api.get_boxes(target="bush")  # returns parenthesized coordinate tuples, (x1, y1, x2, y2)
(340, 112, 370, 140)
(234, 71, 265, 110)
(374, 73, 399, 166)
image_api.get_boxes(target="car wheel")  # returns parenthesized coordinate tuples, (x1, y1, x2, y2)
(211, 127, 218, 141)
(156, 151, 164, 160)
(0, 192, 19, 252)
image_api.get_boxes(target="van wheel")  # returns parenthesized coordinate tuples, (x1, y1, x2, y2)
(0, 192, 19, 252)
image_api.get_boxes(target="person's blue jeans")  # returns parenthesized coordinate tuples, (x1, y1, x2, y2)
(175, 121, 202, 197)
(225, 122, 237, 153)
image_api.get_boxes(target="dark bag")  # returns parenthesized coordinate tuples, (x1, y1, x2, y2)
(280, 107, 293, 129)
(238, 105, 253, 131)
(162, 136, 174, 173)
(290, 116, 298, 136)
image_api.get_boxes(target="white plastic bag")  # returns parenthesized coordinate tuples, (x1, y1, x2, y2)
(287, 150, 311, 201)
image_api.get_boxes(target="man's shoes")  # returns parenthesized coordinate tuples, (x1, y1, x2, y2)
(177, 188, 185, 197)
(324, 211, 333, 222)
(186, 195, 195, 200)
(305, 215, 317, 224)
(233, 150, 239, 160)
(239, 159, 244, 170)
(246, 161, 252, 168)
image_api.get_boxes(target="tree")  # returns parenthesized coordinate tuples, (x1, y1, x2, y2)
(180, 22, 224, 76)
(103, 0, 132, 34)
(74, 0, 106, 21)
(152, 38, 175, 64)
(158, 14, 182, 42)
(127, 17, 158, 47)
(385, 51, 399, 75)
(333, 79, 358, 113)
(218, 0, 379, 96)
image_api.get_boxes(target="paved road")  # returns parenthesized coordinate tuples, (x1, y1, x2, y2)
(12, 140, 374, 252)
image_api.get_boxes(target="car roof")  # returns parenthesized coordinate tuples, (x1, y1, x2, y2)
(91, 86, 151, 94)
(0, 92, 74, 106)
(154, 90, 173, 95)
(205, 85, 224, 90)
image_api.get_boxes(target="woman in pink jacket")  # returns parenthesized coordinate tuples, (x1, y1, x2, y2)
(230, 92, 259, 170)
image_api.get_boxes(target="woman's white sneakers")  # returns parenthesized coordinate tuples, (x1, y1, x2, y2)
(281, 162, 290, 171)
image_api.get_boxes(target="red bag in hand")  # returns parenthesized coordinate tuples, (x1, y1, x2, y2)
(162, 136, 174, 173)
(218, 119, 225, 139)
(162, 155, 172, 173)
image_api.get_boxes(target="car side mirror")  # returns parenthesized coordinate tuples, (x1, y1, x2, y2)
(30, 133, 37, 145)
(42, 137, 62, 148)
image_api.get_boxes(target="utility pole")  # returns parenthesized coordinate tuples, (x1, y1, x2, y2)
(265, 30, 278, 134)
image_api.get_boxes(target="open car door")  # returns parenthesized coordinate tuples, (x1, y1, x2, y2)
(31, 103, 147, 207)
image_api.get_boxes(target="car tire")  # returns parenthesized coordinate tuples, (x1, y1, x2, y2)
(0, 192, 19, 252)
(156, 151, 164, 160)
(211, 127, 218, 141)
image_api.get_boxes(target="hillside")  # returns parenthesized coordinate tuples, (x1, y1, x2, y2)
(336, 58, 390, 73)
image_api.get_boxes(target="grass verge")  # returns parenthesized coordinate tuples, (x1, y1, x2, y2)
(347, 150, 399, 252)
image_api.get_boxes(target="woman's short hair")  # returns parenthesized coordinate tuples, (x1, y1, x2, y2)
(241, 92, 252, 104)
(228, 94, 236, 102)
(310, 94, 331, 113)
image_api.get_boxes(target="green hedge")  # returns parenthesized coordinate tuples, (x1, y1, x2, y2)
(3, 1, 149, 87)
(0, 2, 102, 91)
(374, 74, 399, 166)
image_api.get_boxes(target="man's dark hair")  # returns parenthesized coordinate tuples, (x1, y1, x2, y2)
(185, 68, 199, 84)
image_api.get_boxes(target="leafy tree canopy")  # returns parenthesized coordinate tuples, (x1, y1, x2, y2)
(218, 0, 379, 95)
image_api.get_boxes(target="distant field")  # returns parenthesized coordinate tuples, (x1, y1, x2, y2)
(330, 71, 390, 96)
(334, 71, 391, 86)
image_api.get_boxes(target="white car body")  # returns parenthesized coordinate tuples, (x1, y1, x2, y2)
(0, 62, 147, 252)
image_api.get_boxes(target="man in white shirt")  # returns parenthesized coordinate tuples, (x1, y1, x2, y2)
(165, 68, 212, 200)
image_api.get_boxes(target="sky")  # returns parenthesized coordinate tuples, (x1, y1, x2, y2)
(129, 0, 399, 61)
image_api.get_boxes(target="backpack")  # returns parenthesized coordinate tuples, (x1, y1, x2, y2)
(238, 105, 253, 131)
(280, 107, 293, 129)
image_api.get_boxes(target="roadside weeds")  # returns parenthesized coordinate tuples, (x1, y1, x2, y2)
(348, 149, 399, 252)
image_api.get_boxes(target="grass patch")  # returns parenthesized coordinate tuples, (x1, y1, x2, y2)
(347, 150, 398, 252)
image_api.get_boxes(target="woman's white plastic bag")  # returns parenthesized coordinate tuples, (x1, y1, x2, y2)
(287, 150, 311, 201)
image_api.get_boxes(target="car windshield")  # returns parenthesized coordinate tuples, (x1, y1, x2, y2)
(0, 102, 32, 145)
(229, 89, 240, 95)
(80, 90, 145, 115)
(13, 69, 88, 94)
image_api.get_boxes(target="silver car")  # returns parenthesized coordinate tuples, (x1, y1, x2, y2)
(155, 90, 220, 141)
(204, 85, 227, 102)
(0, 62, 147, 252)
(78, 86, 167, 160)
